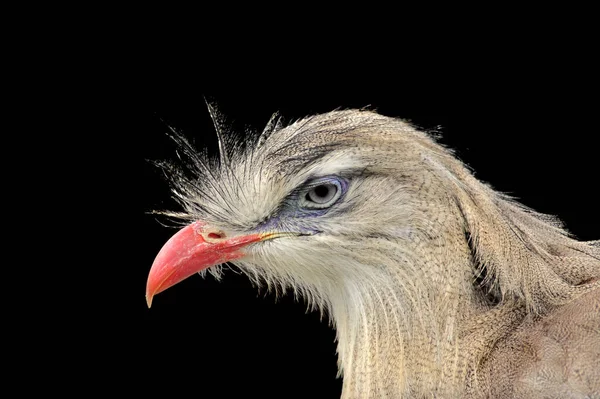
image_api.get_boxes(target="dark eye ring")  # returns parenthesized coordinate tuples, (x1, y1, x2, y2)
(299, 177, 345, 210)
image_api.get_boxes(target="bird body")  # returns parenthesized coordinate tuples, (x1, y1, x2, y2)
(147, 110, 600, 398)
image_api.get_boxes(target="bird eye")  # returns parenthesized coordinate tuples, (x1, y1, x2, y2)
(299, 177, 345, 210)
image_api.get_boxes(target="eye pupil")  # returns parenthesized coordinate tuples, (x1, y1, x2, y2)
(314, 185, 329, 198)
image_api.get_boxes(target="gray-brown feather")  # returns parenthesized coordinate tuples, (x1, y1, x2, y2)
(161, 109, 600, 398)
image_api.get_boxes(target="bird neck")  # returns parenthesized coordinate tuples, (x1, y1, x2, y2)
(329, 222, 515, 398)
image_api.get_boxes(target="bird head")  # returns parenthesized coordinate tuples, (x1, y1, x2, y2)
(147, 108, 599, 319)
(146, 110, 456, 309)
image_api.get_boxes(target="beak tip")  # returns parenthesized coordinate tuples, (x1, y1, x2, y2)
(146, 293, 154, 308)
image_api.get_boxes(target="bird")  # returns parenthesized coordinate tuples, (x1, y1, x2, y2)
(146, 109, 600, 398)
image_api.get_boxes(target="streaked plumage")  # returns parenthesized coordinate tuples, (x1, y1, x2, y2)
(149, 109, 600, 398)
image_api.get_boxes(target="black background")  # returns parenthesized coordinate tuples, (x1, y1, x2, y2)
(7, 7, 597, 397)
(84, 48, 599, 398)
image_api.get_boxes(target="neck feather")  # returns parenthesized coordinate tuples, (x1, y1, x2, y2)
(329, 220, 490, 398)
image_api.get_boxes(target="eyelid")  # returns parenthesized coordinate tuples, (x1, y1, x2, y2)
(304, 176, 347, 189)
(303, 177, 341, 190)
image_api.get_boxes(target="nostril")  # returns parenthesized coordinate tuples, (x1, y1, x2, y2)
(207, 232, 224, 239)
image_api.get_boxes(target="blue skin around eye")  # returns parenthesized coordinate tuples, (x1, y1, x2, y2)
(256, 176, 348, 235)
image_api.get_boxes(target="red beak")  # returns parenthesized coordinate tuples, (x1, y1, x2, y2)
(146, 221, 268, 307)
